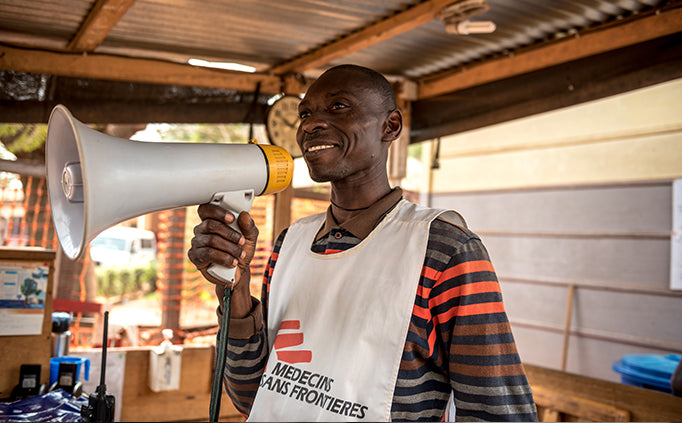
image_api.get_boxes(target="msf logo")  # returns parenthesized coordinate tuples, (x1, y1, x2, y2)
(274, 320, 312, 364)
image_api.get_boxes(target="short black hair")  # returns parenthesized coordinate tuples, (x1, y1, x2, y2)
(321, 64, 397, 111)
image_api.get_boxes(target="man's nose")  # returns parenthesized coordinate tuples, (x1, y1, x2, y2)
(300, 113, 329, 133)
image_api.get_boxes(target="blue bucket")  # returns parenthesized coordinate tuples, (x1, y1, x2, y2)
(612, 354, 680, 394)
(49, 356, 90, 387)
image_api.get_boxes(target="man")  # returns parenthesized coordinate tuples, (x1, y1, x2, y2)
(188, 64, 537, 421)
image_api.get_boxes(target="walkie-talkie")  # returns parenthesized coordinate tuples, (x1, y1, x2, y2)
(81, 311, 115, 423)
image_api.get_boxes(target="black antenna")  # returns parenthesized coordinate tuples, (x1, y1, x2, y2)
(81, 311, 115, 423)
(99, 311, 108, 387)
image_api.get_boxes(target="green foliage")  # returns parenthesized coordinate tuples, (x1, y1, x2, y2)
(0, 124, 47, 154)
(96, 262, 157, 298)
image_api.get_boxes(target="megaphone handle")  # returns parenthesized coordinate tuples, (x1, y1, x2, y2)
(207, 263, 237, 285)
(206, 190, 254, 422)
(206, 190, 256, 285)
(210, 285, 232, 422)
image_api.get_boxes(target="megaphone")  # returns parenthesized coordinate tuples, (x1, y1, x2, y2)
(46, 104, 293, 283)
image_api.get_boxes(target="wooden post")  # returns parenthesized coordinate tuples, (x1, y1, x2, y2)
(273, 184, 293, 240)
(389, 99, 411, 187)
(389, 81, 415, 187)
(561, 284, 575, 371)
(158, 208, 186, 331)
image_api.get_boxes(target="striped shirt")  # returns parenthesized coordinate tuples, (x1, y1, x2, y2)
(223, 189, 537, 421)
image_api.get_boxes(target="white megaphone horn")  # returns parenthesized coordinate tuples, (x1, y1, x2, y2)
(46, 104, 294, 284)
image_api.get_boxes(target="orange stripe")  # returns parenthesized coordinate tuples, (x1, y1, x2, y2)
(276, 350, 312, 364)
(413, 304, 431, 321)
(453, 301, 506, 317)
(415, 280, 432, 301)
(421, 266, 440, 281)
(430, 300, 506, 326)
(279, 320, 300, 330)
(417, 284, 502, 322)
(430, 281, 501, 309)
(264, 258, 275, 294)
(427, 324, 437, 356)
(440, 260, 495, 282)
(421, 260, 496, 300)
(274, 333, 303, 349)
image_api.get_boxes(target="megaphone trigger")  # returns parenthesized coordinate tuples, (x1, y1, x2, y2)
(206, 190, 256, 285)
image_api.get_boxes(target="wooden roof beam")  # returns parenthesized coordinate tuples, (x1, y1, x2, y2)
(68, 0, 137, 52)
(417, 5, 682, 99)
(268, 0, 455, 75)
(0, 44, 307, 94)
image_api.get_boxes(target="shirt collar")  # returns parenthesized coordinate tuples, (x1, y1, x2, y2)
(315, 187, 403, 241)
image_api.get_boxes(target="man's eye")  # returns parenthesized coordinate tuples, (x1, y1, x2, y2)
(330, 102, 347, 111)
(299, 110, 310, 119)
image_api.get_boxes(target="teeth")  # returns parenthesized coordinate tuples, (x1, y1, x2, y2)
(307, 145, 335, 152)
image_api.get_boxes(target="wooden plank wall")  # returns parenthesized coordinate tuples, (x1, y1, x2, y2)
(430, 182, 682, 382)
(84, 345, 243, 422)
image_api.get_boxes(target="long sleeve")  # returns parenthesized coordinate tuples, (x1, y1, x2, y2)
(393, 219, 537, 421)
(223, 322, 268, 416)
(440, 239, 537, 421)
(222, 229, 288, 417)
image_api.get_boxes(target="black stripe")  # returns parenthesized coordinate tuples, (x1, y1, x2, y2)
(254, 143, 269, 196)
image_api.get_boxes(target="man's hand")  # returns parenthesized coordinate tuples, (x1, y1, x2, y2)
(188, 203, 259, 319)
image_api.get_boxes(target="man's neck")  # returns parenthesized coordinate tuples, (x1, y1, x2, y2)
(329, 181, 392, 225)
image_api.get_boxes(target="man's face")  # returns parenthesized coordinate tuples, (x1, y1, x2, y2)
(296, 69, 390, 183)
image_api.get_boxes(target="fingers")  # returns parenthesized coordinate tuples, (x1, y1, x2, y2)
(187, 204, 258, 287)
(233, 211, 259, 276)
(197, 202, 235, 223)
(236, 211, 259, 246)
(195, 218, 245, 249)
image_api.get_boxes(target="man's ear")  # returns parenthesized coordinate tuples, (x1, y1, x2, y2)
(382, 109, 403, 142)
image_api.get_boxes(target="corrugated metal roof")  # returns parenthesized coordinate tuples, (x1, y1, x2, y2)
(338, 0, 669, 77)
(0, 0, 671, 80)
(98, 0, 413, 69)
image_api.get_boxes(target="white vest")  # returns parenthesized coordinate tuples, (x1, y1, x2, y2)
(248, 200, 464, 422)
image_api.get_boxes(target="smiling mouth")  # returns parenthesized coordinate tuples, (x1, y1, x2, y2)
(306, 144, 336, 153)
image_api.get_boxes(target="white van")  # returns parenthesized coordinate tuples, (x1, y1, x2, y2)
(90, 226, 157, 267)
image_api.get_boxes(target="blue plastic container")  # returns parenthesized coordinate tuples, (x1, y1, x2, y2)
(612, 354, 681, 394)
(49, 356, 90, 387)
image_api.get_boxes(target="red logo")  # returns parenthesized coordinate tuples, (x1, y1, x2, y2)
(273, 320, 312, 364)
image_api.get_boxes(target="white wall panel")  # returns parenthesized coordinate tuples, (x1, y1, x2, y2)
(430, 183, 682, 383)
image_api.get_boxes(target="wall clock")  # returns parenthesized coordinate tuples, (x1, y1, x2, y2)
(265, 95, 302, 158)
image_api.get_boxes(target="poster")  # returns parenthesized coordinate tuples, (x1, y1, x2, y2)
(0, 260, 50, 335)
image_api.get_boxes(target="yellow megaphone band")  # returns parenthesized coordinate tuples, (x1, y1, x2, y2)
(251, 140, 294, 195)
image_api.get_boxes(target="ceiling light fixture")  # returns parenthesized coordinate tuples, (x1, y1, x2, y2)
(445, 20, 496, 34)
(188, 58, 256, 73)
(439, 0, 496, 35)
